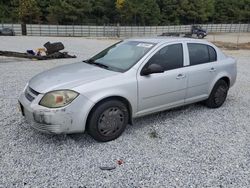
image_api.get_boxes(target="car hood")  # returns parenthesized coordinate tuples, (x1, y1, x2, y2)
(29, 62, 118, 93)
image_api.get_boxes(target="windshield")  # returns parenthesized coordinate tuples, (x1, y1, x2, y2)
(86, 41, 155, 72)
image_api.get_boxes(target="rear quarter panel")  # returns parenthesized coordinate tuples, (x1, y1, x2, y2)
(209, 56, 237, 94)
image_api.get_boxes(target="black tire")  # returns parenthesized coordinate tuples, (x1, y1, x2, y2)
(197, 33, 205, 39)
(205, 80, 229, 108)
(87, 100, 129, 142)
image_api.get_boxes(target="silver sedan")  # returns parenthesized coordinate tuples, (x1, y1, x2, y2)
(19, 38, 237, 142)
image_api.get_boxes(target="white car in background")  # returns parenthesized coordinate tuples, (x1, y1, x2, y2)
(19, 38, 237, 142)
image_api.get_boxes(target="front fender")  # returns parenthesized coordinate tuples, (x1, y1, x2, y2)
(85, 88, 136, 116)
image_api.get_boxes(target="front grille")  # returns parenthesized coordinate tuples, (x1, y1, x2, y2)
(25, 91, 34, 101)
(29, 87, 40, 96)
(25, 87, 40, 102)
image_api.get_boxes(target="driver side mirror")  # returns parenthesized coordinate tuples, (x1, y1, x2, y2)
(141, 64, 165, 76)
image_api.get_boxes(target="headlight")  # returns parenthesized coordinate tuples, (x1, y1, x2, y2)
(39, 90, 79, 108)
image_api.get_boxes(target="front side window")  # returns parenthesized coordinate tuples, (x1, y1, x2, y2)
(188, 43, 217, 66)
(146, 43, 183, 71)
(88, 41, 155, 72)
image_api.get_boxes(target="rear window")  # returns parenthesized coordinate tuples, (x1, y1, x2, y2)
(188, 43, 217, 66)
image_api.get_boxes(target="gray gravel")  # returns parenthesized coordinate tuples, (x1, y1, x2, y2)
(0, 37, 250, 187)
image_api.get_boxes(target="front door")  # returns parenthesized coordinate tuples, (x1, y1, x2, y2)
(136, 43, 188, 116)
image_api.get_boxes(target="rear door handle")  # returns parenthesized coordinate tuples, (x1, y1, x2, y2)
(176, 74, 186, 79)
(209, 67, 216, 72)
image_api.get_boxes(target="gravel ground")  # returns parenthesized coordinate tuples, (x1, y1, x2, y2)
(206, 33, 250, 43)
(0, 37, 250, 187)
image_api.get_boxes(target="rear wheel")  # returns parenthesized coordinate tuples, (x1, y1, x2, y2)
(205, 80, 229, 108)
(87, 100, 129, 142)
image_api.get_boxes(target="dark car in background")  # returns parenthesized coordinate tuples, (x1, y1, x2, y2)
(191, 25, 207, 38)
(160, 25, 207, 39)
(0, 28, 15, 36)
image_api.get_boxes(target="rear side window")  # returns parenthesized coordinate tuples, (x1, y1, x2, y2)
(147, 43, 183, 71)
(208, 46, 217, 62)
(188, 43, 217, 66)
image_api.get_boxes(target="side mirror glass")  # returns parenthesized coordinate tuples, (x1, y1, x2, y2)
(141, 64, 164, 76)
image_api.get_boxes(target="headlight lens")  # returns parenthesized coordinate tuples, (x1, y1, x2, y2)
(39, 90, 79, 108)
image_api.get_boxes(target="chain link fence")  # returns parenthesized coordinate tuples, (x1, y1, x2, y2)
(1, 23, 249, 37)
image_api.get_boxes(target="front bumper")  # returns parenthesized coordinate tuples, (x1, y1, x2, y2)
(18, 89, 94, 134)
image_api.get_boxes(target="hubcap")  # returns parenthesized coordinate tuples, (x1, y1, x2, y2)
(98, 107, 124, 137)
(214, 85, 228, 105)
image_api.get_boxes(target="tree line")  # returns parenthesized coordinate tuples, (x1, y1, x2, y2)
(0, 0, 249, 25)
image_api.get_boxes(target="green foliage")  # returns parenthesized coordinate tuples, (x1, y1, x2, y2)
(157, 0, 180, 24)
(179, 0, 215, 24)
(214, 0, 250, 22)
(117, 0, 161, 25)
(0, 0, 249, 25)
(18, 0, 41, 23)
(0, 1, 10, 22)
(141, 0, 161, 25)
(0, 0, 18, 22)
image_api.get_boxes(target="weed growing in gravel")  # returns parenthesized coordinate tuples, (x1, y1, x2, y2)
(149, 130, 158, 138)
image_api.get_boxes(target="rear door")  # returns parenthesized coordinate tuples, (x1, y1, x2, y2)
(136, 43, 188, 116)
(185, 43, 218, 103)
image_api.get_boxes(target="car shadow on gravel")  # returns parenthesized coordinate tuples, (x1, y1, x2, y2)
(21, 124, 94, 146)
(23, 101, 228, 144)
(129, 102, 206, 130)
(57, 103, 208, 143)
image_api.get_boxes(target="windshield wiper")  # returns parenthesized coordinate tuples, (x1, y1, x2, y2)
(92, 62, 110, 69)
(83, 59, 109, 69)
(82, 59, 94, 64)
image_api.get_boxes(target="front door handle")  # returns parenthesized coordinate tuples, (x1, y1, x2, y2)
(176, 74, 186, 79)
(209, 67, 216, 72)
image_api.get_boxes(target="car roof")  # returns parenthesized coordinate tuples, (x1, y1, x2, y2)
(126, 37, 210, 45)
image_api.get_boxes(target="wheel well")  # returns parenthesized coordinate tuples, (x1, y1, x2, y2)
(86, 96, 133, 128)
(220, 77, 230, 87)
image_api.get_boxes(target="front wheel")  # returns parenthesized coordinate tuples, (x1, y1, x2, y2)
(205, 80, 229, 108)
(87, 100, 129, 142)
